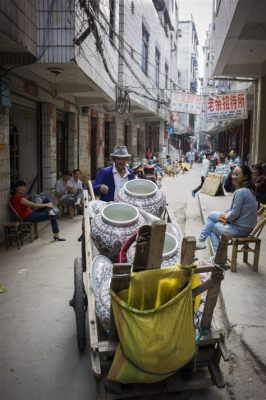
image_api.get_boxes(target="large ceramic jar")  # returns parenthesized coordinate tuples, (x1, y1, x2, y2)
(116, 179, 166, 217)
(91, 202, 145, 261)
(127, 232, 180, 267)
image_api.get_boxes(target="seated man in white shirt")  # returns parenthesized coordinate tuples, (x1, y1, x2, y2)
(66, 169, 84, 206)
(55, 171, 75, 204)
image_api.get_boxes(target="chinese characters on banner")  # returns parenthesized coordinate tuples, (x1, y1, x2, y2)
(171, 92, 204, 115)
(207, 91, 248, 122)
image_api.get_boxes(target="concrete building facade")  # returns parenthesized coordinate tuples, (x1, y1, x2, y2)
(202, 0, 266, 164)
(0, 0, 181, 241)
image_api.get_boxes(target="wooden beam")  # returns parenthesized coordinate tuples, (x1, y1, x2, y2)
(133, 221, 166, 271)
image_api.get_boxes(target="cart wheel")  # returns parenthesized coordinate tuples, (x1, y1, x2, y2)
(71, 257, 88, 351)
(95, 377, 106, 400)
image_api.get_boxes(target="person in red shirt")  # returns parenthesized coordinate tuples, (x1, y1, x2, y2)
(12, 180, 66, 241)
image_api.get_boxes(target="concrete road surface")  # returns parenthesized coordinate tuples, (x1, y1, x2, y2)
(0, 164, 243, 400)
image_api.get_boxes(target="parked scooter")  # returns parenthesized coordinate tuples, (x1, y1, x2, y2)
(143, 164, 158, 184)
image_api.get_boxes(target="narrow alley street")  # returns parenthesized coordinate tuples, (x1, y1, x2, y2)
(0, 164, 265, 400)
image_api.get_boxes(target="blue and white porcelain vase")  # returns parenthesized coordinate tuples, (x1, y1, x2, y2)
(127, 232, 180, 267)
(116, 179, 166, 217)
(91, 202, 145, 261)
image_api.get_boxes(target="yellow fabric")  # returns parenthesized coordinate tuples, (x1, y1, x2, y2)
(181, 162, 189, 170)
(108, 264, 199, 384)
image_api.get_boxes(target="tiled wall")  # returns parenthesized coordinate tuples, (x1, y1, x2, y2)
(41, 104, 57, 192)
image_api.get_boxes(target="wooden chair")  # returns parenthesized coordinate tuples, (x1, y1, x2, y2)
(8, 204, 38, 243)
(3, 221, 23, 250)
(227, 204, 266, 272)
(50, 189, 76, 218)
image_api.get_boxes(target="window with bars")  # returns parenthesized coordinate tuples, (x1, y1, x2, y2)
(142, 24, 149, 75)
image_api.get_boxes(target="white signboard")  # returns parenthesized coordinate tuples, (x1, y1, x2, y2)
(171, 92, 204, 115)
(207, 91, 248, 121)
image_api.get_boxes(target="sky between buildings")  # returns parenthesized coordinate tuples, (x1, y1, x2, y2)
(178, 0, 213, 77)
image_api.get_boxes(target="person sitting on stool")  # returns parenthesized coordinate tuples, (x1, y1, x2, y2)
(12, 180, 66, 241)
(66, 169, 84, 207)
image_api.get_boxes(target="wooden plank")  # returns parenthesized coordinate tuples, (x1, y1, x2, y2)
(109, 263, 132, 334)
(199, 328, 224, 345)
(83, 190, 101, 376)
(96, 340, 118, 355)
(180, 236, 196, 267)
(87, 179, 96, 200)
(133, 225, 151, 271)
(194, 266, 217, 273)
(103, 375, 213, 399)
(208, 361, 226, 388)
(111, 263, 131, 292)
(164, 204, 176, 223)
(214, 234, 229, 266)
(192, 276, 221, 298)
(146, 221, 166, 269)
(133, 221, 166, 271)
(200, 235, 228, 330)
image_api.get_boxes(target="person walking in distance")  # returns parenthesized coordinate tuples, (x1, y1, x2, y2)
(186, 150, 195, 169)
(192, 152, 212, 197)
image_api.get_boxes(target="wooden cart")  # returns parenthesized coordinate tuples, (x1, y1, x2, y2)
(70, 190, 229, 399)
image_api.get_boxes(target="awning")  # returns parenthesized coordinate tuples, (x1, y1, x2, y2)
(203, 118, 243, 135)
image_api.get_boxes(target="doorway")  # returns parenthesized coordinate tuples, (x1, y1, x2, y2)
(9, 102, 38, 191)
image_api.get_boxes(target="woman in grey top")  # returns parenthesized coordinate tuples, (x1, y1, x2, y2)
(196, 165, 257, 251)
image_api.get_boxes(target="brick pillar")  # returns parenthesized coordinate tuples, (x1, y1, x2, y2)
(116, 118, 124, 144)
(97, 112, 105, 168)
(131, 123, 138, 156)
(159, 121, 165, 151)
(109, 121, 116, 157)
(79, 113, 90, 176)
(0, 108, 10, 234)
(68, 112, 78, 172)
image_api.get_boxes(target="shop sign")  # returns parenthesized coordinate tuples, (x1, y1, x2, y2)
(207, 91, 248, 121)
(171, 92, 204, 115)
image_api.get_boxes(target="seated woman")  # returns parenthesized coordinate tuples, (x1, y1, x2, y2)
(196, 165, 257, 251)
(12, 180, 66, 241)
(251, 162, 266, 207)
